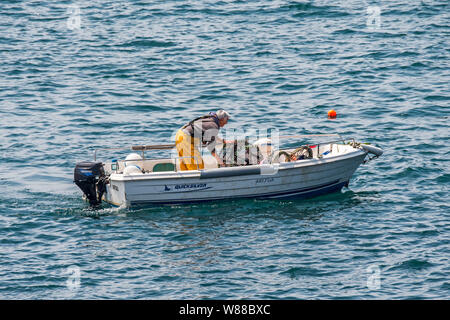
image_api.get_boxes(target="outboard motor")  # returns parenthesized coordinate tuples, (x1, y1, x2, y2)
(74, 161, 107, 207)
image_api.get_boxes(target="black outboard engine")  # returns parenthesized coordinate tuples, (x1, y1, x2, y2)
(74, 161, 107, 207)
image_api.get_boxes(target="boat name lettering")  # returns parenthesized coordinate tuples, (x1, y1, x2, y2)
(175, 183, 207, 190)
(256, 177, 274, 184)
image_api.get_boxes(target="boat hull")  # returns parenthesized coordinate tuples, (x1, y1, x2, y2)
(104, 150, 367, 207)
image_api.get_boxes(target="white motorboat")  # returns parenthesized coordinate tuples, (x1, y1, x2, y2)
(73, 136, 383, 207)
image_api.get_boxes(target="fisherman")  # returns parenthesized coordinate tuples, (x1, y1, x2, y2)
(175, 110, 233, 171)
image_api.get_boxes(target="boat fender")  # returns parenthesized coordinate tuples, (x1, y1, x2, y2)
(200, 166, 261, 179)
(125, 153, 143, 167)
(123, 165, 143, 175)
(360, 144, 383, 157)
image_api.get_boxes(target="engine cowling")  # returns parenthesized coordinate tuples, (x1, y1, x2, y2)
(74, 161, 107, 206)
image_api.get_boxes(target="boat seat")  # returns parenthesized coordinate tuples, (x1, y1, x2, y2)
(140, 159, 176, 173)
(153, 162, 175, 172)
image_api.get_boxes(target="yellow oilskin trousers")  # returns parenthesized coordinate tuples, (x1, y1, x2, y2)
(175, 129, 204, 171)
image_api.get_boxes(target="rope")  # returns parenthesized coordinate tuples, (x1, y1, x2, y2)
(278, 134, 341, 139)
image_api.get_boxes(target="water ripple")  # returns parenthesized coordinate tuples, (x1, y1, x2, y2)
(0, 0, 449, 299)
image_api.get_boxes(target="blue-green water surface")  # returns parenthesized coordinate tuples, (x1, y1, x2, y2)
(0, 0, 449, 299)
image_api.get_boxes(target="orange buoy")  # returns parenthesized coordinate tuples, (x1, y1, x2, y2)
(328, 109, 337, 119)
